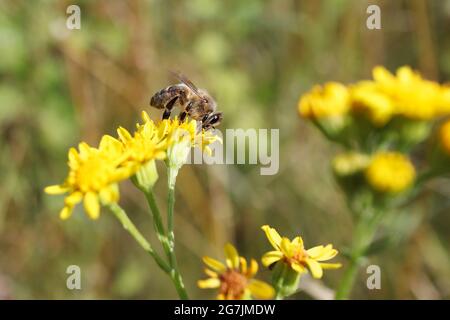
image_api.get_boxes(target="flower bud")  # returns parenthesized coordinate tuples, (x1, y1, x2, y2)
(271, 261, 301, 298)
(132, 160, 159, 191)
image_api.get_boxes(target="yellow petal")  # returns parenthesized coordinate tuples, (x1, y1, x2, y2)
(203, 256, 226, 273)
(78, 142, 91, 157)
(306, 245, 325, 259)
(248, 280, 275, 300)
(291, 262, 307, 274)
(141, 111, 151, 123)
(224, 243, 240, 269)
(155, 150, 166, 160)
(280, 237, 294, 258)
(317, 248, 338, 261)
(64, 191, 83, 207)
(239, 257, 247, 275)
(204, 269, 218, 278)
(248, 259, 258, 277)
(99, 135, 123, 155)
(261, 251, 283, 267)
(68, 147, 79, 169)
(306, 244, 338, 261)
(261, 225, 282, 250)
(197, 278, 221, 289)
(373, 65, 394, 84)
(117, 127, 133, 142)
(99, 186, 119, 204)
(305, 258, 323, 279)
(44, 185, 68, 195)
(320, 262, 342, 270)
(291, 236, 304, 248)
(59, 206, 73, 220)
(84, 192, 100, 219)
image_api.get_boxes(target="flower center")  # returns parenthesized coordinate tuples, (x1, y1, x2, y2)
(74, 156, 114, 192)
(288, 248, 308, 266)
(219, 269, 248, 299)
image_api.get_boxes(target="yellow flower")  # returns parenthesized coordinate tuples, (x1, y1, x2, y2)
(298, 82, 350, 119)
(261, 225, 341, 279)
(45, 135, 133, 220)
(437, 86, 450, 115)
(159, 116, 219, 153)
(440, 119, 450, 156)
(350, 81, 395, 125)
(332, 152, 371, 176)
(198, 243, 274, 300)
(365, 152, 416, 193)
(153, 113, 221, 187)
(372, 66, 446, 120)
(117, 114, 167, 168)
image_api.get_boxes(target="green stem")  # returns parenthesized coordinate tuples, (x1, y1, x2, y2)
(335, 255, 363, 300)
(107, 202, 170, 273)
(144, 190, 171, 261)
(275, 292, 284, 300)
(167, 187, 175, 247)
(144, 188, 188, 300)
(166, 184, 188, 300)
(335, 208, 382, 300)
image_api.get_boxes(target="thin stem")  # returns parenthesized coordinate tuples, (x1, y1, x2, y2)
(335, 208, 383, 300)
(143, 188, 188, 300)
(144, 190, 171, 261)
(107, 202, 170, 273)
(167, 187, 175, 247)
(166, 184, 188, 300)
(275, 292, 284, 300)
(335, 255, 363, 300)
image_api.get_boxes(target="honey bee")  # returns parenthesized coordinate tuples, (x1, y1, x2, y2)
(150, 72, 223, 131)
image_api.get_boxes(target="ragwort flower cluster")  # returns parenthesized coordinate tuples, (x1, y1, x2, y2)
(299, 66, 450, 197)
(45, 111, 218, 220)
(297, 66, 450, 299)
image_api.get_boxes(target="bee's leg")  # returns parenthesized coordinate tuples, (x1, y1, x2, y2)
(185, 101, 193, 113)
(162, 96, 178, 119)
(179, 111, 187, 122)
(179, 101, 194, 122)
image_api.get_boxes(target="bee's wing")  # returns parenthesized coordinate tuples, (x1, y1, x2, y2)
(170, 71, 203, 98)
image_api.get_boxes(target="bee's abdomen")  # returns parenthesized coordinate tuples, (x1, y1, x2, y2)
(149, 88, 169, 109)
(150, 85, 187, 109)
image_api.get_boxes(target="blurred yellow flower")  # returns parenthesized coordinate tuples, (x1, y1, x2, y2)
(45, 136, 133, 220)
(438, 86, 450, 115)
(261, 225, 341, 279)
(365, 152, 416, 193)
(198, 243, 274, 300)
(440, 119, 450, 156)
(350, 81, 395, 125)
(332, 152, 371, 176)
(372, 66, 447, 120)
(298, 82, 350, 119)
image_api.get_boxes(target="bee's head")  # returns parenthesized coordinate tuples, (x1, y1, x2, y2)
(198, 89, 217, 112)
(202, 112, 223, 130)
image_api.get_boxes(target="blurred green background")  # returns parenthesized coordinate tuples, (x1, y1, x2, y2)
(1, 0, 450, 299)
